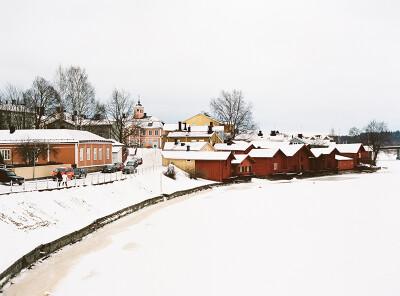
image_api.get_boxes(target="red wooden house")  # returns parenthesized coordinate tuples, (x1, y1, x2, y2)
(335, 155, 355, 170)
(310, 147, 339, 172)
(335, 144, 371, 165)
(231, 154, 256, 176)
(249, 148, 286, 176)
(280, 144, 314, 173)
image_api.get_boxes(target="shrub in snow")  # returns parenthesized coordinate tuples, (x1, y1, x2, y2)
(164, 164, 176, 180)
(187, 168, 197, 180)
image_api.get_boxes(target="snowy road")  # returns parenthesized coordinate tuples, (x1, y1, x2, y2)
(3, 160, 400, 296)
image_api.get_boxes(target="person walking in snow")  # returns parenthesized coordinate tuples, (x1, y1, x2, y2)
(56, 171, 62, 186)
(62, 173, 68, 187)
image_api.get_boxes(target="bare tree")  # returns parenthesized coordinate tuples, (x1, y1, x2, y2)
(105, 89, 135, 143)
(348, 127, 361, 143)
(362, 120, 390, 165)
(14, 140, 59, 165)
(1, 83, 28, 129)
(25, 77, 58, 129)
(210, 89, 257, 139)
(62, 66, 96, 128)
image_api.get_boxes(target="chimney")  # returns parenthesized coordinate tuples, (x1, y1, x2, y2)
(178, 121, 182, 131)
(10, 125, 16, 134)
(183, 123, 187, 130)
(227, 138, 233, 145)
(174, 139, 178, 145)
(143, 113, 147, 118)
(187, 145, 190, 151)
(208, 124, 213, 134)
(210, 122, 213, 127)
(181, 142, 185, 146)
(258, 130, 263, 137)
(187, 126, 191, 132)
(12, 100, 16, 105)
(298, 134, 303, 139)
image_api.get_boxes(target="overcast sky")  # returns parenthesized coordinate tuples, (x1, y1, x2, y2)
(1, 0, 399, 134)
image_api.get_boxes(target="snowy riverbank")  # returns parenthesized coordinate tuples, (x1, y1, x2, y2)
(0, 165, 214, 274)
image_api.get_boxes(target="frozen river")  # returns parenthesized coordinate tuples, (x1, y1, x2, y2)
(3, 160, 400, 296)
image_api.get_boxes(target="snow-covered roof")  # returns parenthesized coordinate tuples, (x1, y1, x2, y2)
(250, 141, 290, 149)
(0, 129, 112, 144)
(163, 123, 179, 132)
(249, 148, 281, 158)
(231, 154, 255, 164)
(163, 141, 213, 151)
(214, 142, 253, 152)
(127, 116, 163, 129)
(280, 144, 310, 157)
(109, 139, 124, 147)
(190, 126, 224, 132)
(161, 151, 233, 161)
(310, 146, 337, 158)
(335, 155, 354, 161)
(167, 131, 215, 138)
(335, 144, 363, 154)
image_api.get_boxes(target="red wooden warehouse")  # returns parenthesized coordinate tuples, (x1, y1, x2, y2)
(249, 148, 286, 176)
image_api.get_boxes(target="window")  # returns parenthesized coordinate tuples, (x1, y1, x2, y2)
(359, 153, 361, 158)
(106, 148, 110, 159)
(135, 130, 139, 136)
(148, 139, 152, 143)
(274, 163, 278, 170)
(87, 148, 91, 160)
(142, 130, 146, 136)
(148, 130, 152, 136)
(94, 148, 97, 160)
(99, 148, 102, 160)
(155, 130, 159, 136)
(80, 148, 84, 161)
(0, 149, 11, 160)
(142, 140, 146, 143)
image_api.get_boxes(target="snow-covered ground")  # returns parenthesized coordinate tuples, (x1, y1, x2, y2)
(0, 147, 213, 274)
(2, 153, 399, 296)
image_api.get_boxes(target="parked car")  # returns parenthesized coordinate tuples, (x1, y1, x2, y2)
(114, 162, 125, 171)
(133, 156, 143, 165)
(122, 166, 136, 174)
(126, 160, 138, 167)
(0, 169, 24, 185)
(74, 167, 87, 179)
(102, 164, 117, 173)
(52, 167, 75, 180)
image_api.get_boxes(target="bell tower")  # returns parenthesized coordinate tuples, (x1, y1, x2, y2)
(134, 96, 144, 119)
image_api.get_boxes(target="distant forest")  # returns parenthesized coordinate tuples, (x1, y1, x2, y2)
(335, 130, 400, 145)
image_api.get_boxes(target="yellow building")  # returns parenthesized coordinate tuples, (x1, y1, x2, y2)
(163, 141, 216, 152)
(166, 130, 222, 145)
(183, 113, 222, 127)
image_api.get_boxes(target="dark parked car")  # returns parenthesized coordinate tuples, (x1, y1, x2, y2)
(0, 169, 24, 185)
(102, 164, 117, 173)
(114, 162, 125, 171)
(122, 166, 136, 174)
(126, 160, 138, 167)
(74, 167, 87, 179)
(133, 156, 143, 165)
